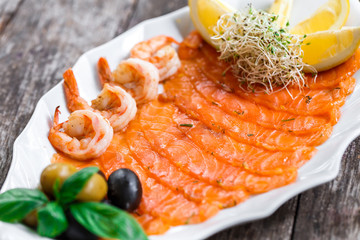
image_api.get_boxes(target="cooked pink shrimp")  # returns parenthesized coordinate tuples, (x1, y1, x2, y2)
(130, 35, 181, 81)
(97, 58, 160, 104)
(91, 83, 137, 132)
(48, 107, 113, 160)
(63, 69, 137, 132)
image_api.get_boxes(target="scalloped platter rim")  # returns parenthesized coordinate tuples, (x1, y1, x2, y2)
(1, 0, 360, 239)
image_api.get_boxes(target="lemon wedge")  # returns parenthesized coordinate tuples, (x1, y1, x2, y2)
(291, 0, 350, 35)
(188, 0, 235, 46)
(268, 0, 293, 28)
(302, 26, 360, 72)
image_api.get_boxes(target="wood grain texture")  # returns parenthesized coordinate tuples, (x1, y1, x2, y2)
(0, 0, 23, 33)
(207, 197, 298, 240)
(292, 136, 360, 240)
(0, 0, 137, 187)
(0, 1, 360, 240)
(127, 0, 187, 29)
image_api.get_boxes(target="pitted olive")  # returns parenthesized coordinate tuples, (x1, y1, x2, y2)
(23, 209, 38, 228)
(76, 173, 107, 202)
(40, 163, 77, 197)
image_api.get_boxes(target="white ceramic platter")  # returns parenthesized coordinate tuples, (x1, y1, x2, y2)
(1, 0, 360, 239)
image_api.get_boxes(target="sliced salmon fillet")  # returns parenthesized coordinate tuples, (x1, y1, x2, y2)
(126, 118, 247, 208)
(53, 152, 172, 235)
(225, 77, 356, 116)
(103, 134, 218, 226)
(54, 134, 217, 226)
(164, 73, 332, 151)
(173, 108, 317, 176)
(182, 61, 329, 134)
(178, 31, 204, 60)
(134, 214, 170, 235)
(51, 32, 360, 235)
(177, 33, 348, 125)
(196, 39, 360, 91)
(138, 101, 298, 193)
(193, 51, 356, 117)
(303, 48, 360, 89)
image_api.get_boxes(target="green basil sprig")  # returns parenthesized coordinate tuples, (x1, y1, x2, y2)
(0, 188, 48, 223)
(0, 166, 148, 239)
(71, 202, 148, 240)
(37, 202, 67, 238)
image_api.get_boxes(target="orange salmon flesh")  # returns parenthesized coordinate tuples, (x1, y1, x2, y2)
(52, 31, 360, 235)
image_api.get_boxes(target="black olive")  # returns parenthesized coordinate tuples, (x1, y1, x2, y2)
(107, 168, 142, 212)
(56, 211, 97, 240)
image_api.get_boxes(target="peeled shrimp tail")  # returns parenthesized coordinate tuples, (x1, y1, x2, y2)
(97, 57, 114, 87)
(53, 106, 61, 126)
(63, 69, 92, 112)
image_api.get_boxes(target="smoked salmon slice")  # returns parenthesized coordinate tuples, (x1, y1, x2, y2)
(134, 214, 171, 235)
(182, 61, 330, 134)
(197, 39, 360, 91)
(194, 51, 356, 117)
(54, 135, 217, 227)
(104, 134, 218, 226)
(138, 101, 298, 193)
(182, 37, 357, 118)
(172, 108, 316, 176)
(222, 77, 356, 117)
(303, 49, 360, 90)
(164, 73, 332, 151)
(52, 152, 172, 235)
(126, 118, 248, 208)
(51, 31, 360, 235)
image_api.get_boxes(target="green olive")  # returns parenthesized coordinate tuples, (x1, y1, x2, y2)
(76, 173, 108, 202)
(40, 163, 77, 197)
(23, 209, 38, 228)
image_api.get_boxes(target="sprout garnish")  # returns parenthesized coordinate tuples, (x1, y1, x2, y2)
(211, 5, 317, 95)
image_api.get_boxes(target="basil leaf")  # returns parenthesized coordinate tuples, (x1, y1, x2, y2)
(59, 166, 99, 205)
(0, 189, 48, 223)
(53, 178, 60, 201)
(37, 202, 68, 238)
(70, 202, 148, 240)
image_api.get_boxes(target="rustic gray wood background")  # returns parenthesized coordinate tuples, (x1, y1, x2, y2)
(0, 0, 359, 239)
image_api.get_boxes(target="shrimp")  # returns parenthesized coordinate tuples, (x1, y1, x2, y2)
(91, 83, 137, 132)
(97, 58, 160, 104)
(130, 35, 181, 81)
(48, 107, 113, 160)
(63, 69, 137, 132)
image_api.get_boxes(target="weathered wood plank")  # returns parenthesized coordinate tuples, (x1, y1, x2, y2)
(207, 198, 298, 240)
(292, 136, 360, 240)
(0, 0, 137, 187)
(0, 0, 23, 33)
(0, 1, 360, 240)
(127, 0, 187, 29)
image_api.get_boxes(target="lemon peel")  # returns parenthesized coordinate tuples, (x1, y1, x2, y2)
(291, 0, 350, 35)
(302, 26, 360, 72)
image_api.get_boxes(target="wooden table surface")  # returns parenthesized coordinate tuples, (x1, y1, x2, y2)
(1, 0, 360, 239)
